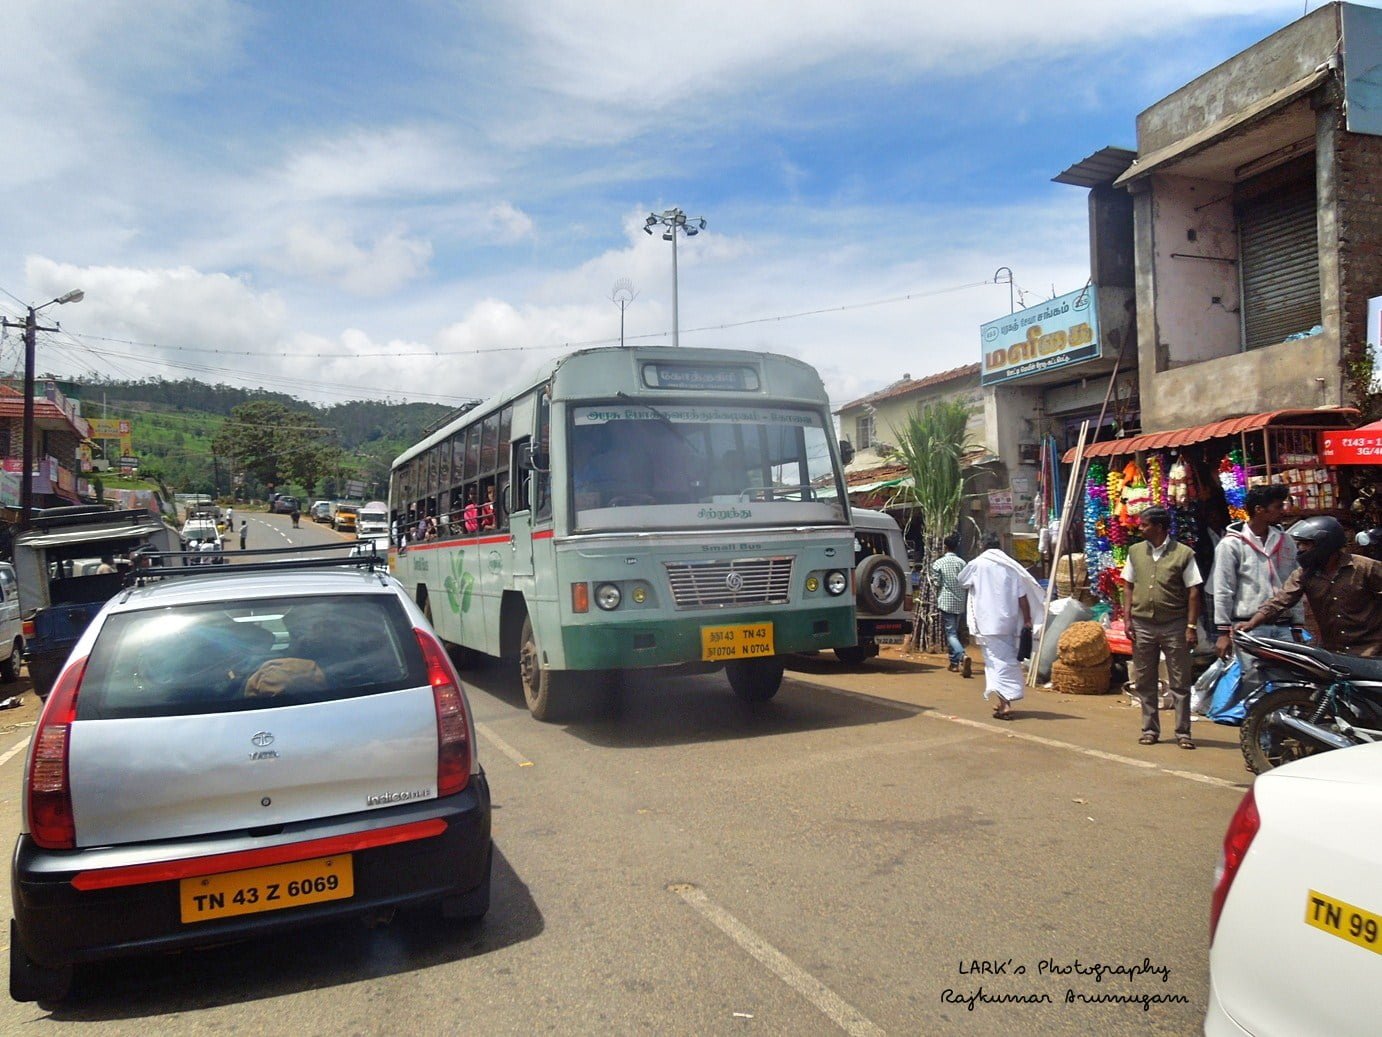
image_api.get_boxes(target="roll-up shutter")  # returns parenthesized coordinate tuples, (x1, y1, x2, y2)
(1238, 187, 1320, 351)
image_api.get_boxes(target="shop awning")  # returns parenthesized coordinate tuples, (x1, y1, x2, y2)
(1114, 67, 1331, 187)
(1321, 420, 1382, 465)
(1063, 407, 1359, 463)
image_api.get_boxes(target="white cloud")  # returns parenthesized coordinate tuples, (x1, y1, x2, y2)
(279, 223, 433, 296)
(484, 203, 536, 243)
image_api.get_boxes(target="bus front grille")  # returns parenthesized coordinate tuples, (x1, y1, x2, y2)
(663, 557, 793, 609)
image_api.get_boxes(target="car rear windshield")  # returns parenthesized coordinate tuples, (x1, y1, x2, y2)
(76, 593, 427, 720)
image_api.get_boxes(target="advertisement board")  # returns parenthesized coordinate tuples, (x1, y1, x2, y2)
(980, 287, 1102, 386)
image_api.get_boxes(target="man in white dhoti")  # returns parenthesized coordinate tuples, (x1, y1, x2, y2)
(959, 532, 1045, 719)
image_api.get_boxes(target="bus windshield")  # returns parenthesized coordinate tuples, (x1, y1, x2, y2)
(569, 403, 845, 529)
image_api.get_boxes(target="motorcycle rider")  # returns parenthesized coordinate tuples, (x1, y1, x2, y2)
(1238, 516, 1382, 657)
(1210, 484, 1303, 696)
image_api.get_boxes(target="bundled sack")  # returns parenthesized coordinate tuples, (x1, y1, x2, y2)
(1056, 621, 1111, 669)
(1035, 598, 1093, 682)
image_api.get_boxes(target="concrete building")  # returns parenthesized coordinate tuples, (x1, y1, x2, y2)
(0, 380, 92, 512)
(1112, 1, 1382, 431)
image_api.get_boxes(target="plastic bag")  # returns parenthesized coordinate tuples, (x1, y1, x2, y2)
(1191, 657, 1228, 714)
(1208, 658, 1246, 726)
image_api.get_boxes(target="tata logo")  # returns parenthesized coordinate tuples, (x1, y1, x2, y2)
(251, 731, 275, 747)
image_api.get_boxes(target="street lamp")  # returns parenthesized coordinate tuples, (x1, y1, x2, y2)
(0, 290, 84, 529)
(644, 207, 706, 347)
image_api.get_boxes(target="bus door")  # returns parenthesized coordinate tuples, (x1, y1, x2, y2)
(509, 438, 535, 580)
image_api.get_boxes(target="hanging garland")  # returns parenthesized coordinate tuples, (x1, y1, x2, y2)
(1218, 448, 1248, 522)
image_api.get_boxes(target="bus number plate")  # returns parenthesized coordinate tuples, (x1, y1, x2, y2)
(701, 623, 774, 661)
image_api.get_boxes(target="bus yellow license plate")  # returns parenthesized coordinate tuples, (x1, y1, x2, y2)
(701, 622, 774, 661)
(179, 855, 354, 924)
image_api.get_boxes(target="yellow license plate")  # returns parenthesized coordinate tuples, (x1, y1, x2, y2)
(701, 622, 775, 661)
(1306, 889, 1382, 955)
(180, 855, 354, 924)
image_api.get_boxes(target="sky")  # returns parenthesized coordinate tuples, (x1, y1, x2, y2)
(0, 0, 1357, 415)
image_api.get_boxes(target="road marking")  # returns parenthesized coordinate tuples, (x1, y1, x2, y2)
(476, 723, 533, 767)
(0, 734, 30, 768)
(926, 713, 1245, 790)
(670, 883, 886, 1037)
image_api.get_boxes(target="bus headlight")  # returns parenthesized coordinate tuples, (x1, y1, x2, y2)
(805, 575, 820, 593)
(825, 570, 848, 596)
(595, 583, 622, 611)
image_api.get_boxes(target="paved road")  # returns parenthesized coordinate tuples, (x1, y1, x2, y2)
(0, 611, 1234, 1034)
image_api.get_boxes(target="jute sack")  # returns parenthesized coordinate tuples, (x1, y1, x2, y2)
(1050, 658, 1113, 696)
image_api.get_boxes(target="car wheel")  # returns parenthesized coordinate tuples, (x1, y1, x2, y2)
(834, 643, 872, 666)
(0, 639, 20, 683)
(855, 554, 906, 615)
(519, 616, 578, 722)
(441, 849, 492, 922)
(27, 656, 59, 700)
(726, 657, 785, 702)
(9, 920, 73, 1004)
(1240, 684, 1335, 774)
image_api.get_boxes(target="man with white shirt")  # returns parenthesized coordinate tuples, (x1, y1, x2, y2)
(1121, 506, 1203, 749)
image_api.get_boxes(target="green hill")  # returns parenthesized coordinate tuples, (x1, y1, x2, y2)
(66, 378, 458, 501)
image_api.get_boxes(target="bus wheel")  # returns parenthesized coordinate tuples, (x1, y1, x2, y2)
(519, 617, 573, 722)
(726, 657, 785, 702)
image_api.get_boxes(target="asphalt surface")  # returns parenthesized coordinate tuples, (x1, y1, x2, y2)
(0, 541, 1238, 1034)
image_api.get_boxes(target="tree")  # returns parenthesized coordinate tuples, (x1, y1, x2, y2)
(889, 399, 978, 653)
(212, 401, 339, 495)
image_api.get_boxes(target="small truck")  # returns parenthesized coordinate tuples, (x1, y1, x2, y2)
(15, 505, 181, 697)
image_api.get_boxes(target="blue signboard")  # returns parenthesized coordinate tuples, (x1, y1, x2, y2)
(979, 286, 1102, 386)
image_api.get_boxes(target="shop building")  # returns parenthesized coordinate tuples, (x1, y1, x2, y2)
(1112, 1, 1382, 431)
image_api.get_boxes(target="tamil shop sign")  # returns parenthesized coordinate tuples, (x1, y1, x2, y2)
(979, 286, 1101, 386)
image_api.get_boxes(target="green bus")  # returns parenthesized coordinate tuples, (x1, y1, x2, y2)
(389, 345, 856, 720)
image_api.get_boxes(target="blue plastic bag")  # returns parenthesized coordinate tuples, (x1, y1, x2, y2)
(1208, 658, 1246, 726)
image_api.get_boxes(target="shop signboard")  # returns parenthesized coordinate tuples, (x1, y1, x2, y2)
(987, 489, 1014, 516)
(1321, 424, 1382, 465)
(980, 287, 1101, 386)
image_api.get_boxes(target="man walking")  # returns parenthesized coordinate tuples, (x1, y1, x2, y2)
(959, 532, 1044, 720)
(1239, 516, 1382, 657)
(1122, 506, 1203, 749)
(1209, 485, 1300, 699)
(239, 519, 248, 550)
(931, 534, 970, 676)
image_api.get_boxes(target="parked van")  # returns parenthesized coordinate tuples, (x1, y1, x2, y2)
(838, 509, 912, 665)
(0, 562, 23, 682)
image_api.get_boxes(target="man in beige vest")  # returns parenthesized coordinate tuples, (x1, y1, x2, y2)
(1121, 506, 1203, 749)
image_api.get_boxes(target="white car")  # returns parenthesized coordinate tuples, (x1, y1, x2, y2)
(9, 550, 491, 1003)
(1206, 742, 1382, 1035)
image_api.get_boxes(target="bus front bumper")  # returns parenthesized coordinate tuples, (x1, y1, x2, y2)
(561, 605, 855, 669)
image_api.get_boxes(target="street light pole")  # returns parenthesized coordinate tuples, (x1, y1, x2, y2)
(644, 208, 706, 347)
(1, 290, 83, 529)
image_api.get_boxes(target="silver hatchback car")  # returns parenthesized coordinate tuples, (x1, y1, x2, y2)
(9, 548, 491, 1003)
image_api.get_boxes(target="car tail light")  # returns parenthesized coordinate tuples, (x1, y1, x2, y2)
(27, 655, 87, 850)
(1210, 787, 1260, 943)
(21, 616, 34, 640)
(414, 629, 471, 796)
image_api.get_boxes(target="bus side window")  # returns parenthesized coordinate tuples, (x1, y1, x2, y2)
(512, 438, 532, 513)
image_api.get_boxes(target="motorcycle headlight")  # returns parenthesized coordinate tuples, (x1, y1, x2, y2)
(825, 570, 848, 596)
(595, 583, 622, 611)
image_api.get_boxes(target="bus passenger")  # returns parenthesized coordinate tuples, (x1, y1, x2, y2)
(463, 489, 480, 533)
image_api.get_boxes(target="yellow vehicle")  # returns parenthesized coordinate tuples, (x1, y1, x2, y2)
(332, 503, 359, 534)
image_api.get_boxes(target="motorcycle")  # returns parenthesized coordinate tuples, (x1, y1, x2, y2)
(1235, 630, 1382, 773)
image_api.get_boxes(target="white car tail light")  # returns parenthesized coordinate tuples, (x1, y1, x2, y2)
(1210, 787, 1261, 943)
(414, 628, 472, 797)
(27, 656, 88, 850)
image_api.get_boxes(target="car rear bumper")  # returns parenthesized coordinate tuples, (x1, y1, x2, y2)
(11, 776, 490, 968)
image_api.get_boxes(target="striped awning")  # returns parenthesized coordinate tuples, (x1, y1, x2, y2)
(1063, 407, 1358, 463)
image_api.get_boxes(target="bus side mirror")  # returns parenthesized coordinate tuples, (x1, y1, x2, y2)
(839, 440, 855, 466)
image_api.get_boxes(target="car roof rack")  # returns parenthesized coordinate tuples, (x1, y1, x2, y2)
(128, 541, 387, 587)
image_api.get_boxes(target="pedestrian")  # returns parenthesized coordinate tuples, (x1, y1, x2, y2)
(1209, 484, 1300, 701)
(1121, 505, 1204, 749)
(96, 554, 118, 575)
(239, 519, 248, 550)
(931, 533, 970, 676)
(1238, 515, 1382, 657)
(225, 506, 234, 528)
(959, 532, 1044, 720)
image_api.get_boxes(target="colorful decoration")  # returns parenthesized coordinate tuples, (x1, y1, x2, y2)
(1218, 448, 1248, 522)
(1147, 454, 1166, 508)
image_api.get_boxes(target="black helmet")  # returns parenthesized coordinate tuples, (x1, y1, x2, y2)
(1289, 515, 1346, 570)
